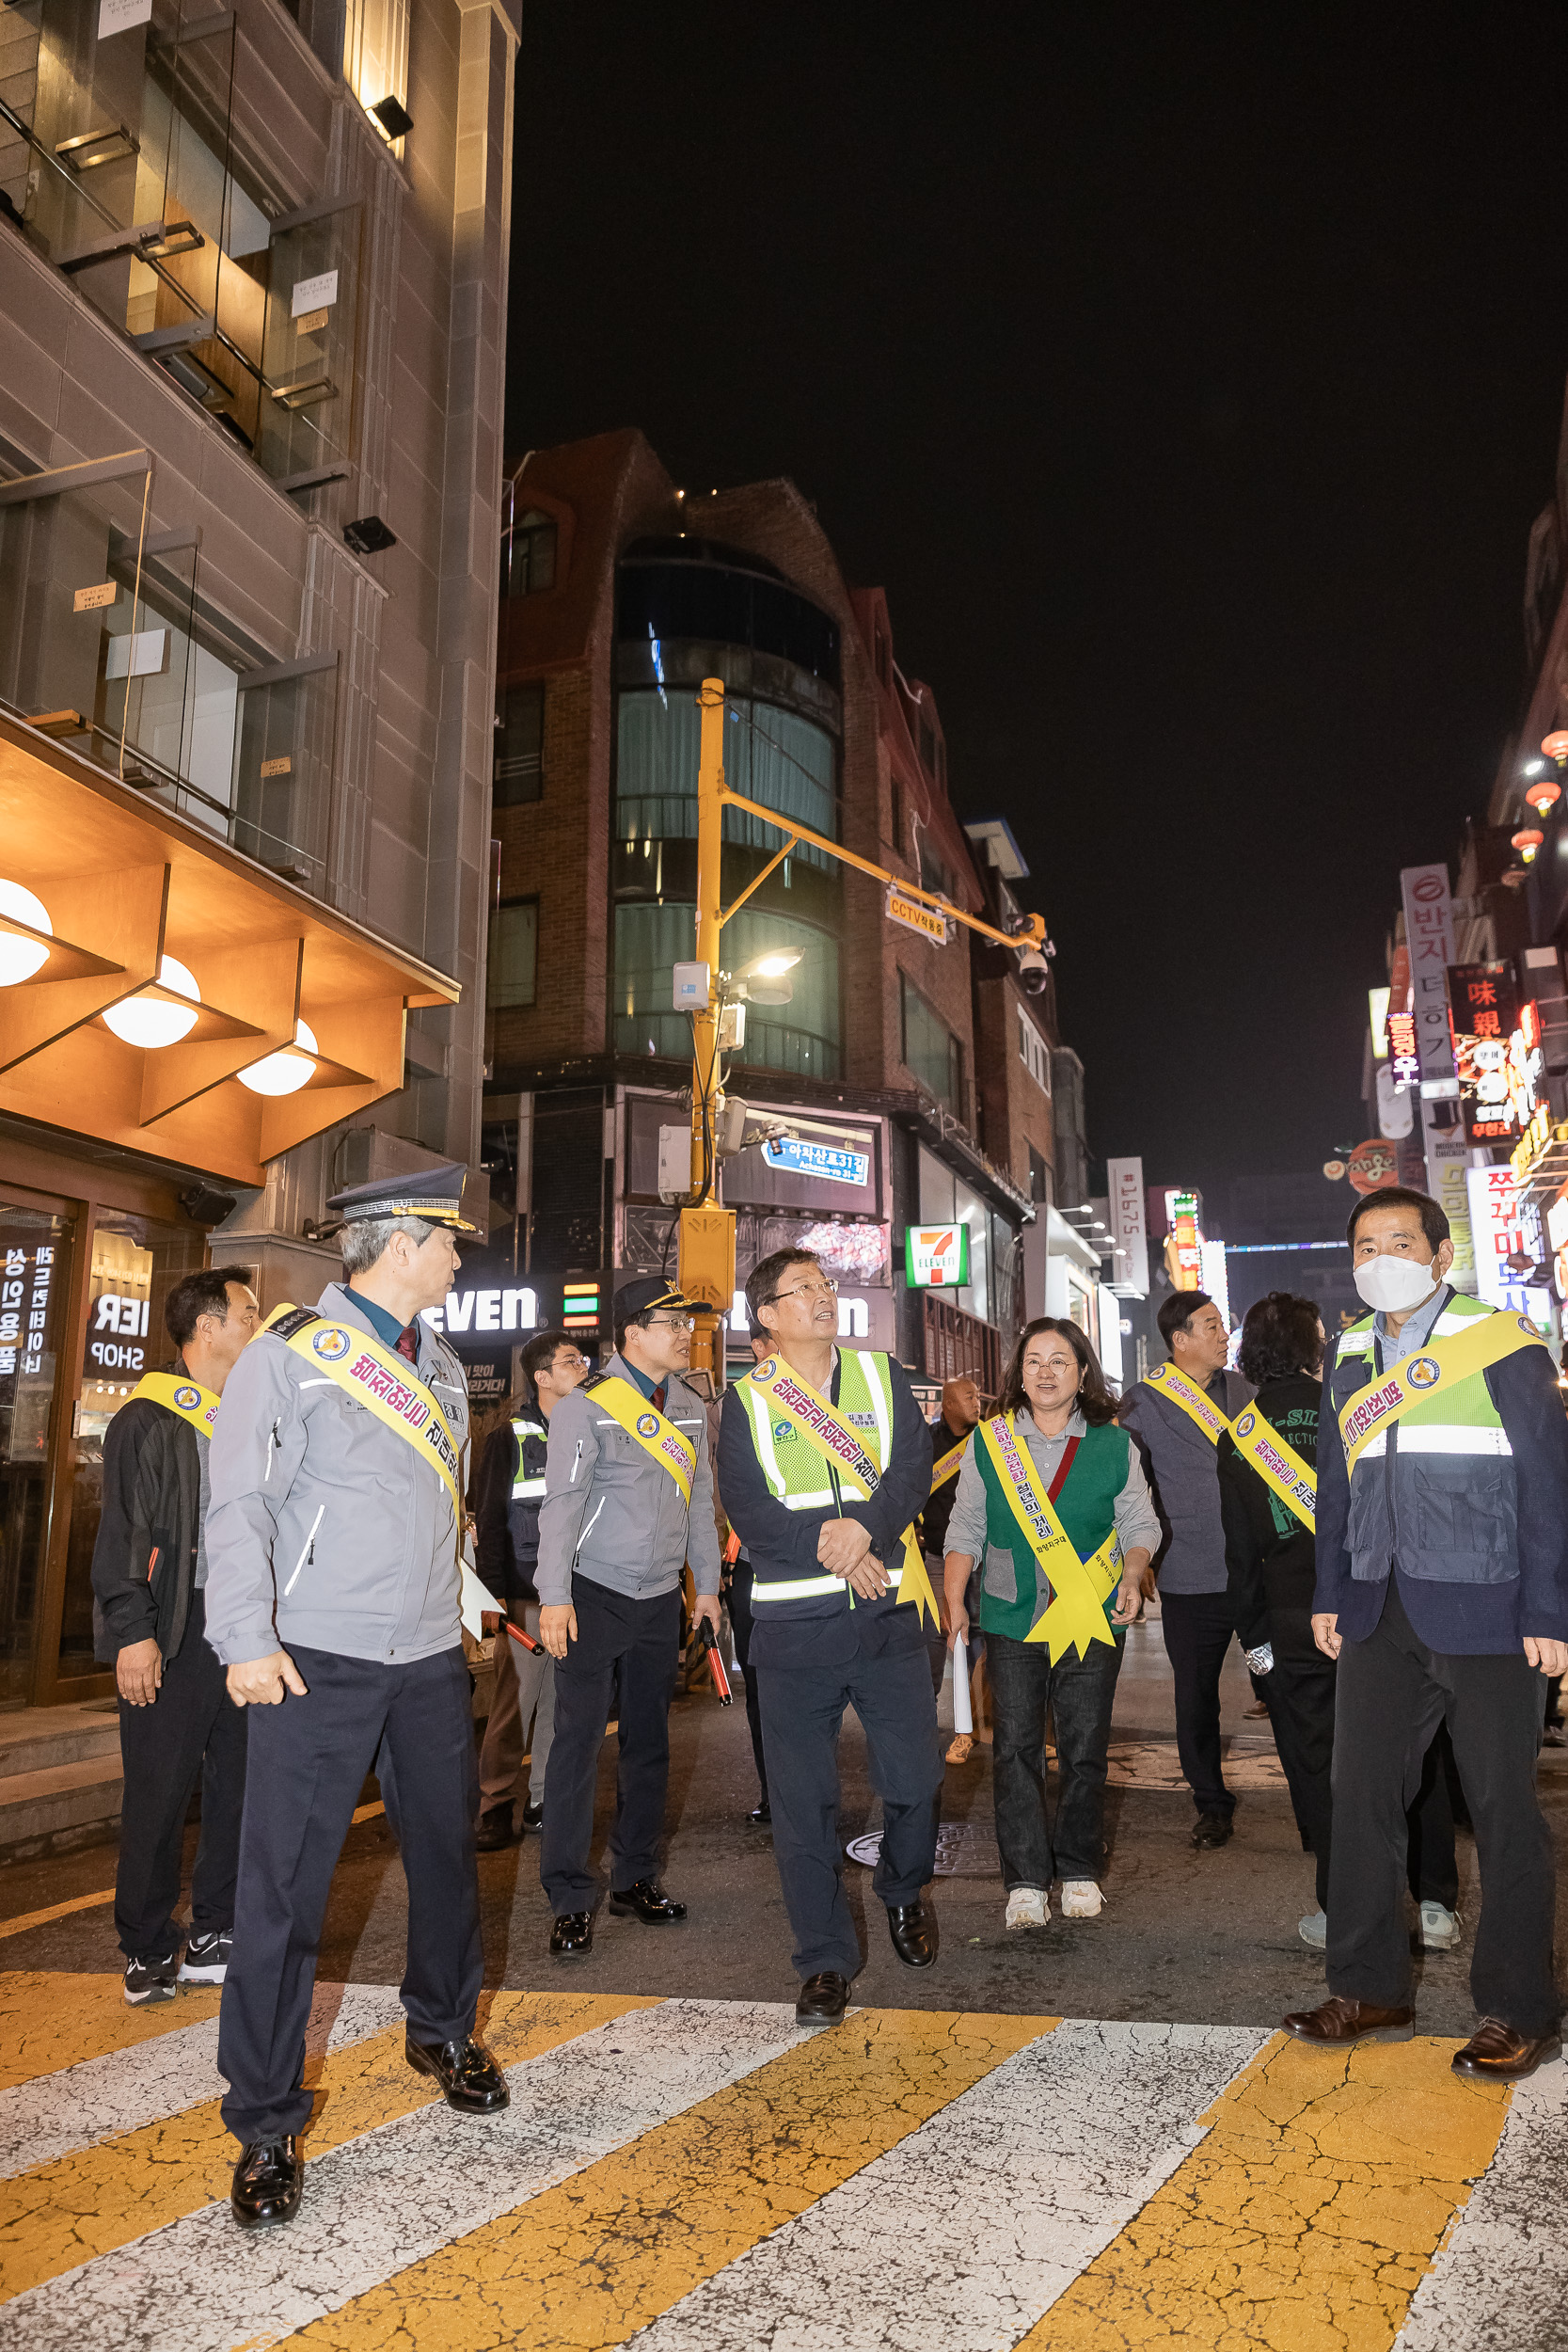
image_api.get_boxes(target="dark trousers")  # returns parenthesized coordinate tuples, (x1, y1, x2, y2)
(988, 1625, 1123, 1887)
(218, 1644, 481, 2144)
(1327, 1581, 1558, 2035)
(1160, 1585, 1238, 1817)
(540, 1575, 680, 1914)
(1266, 1608, 1457, 1914)
(115, 1591, 247, 1962)
(728, 1565, 768, 1804)
(755, 1641, 942, 1979)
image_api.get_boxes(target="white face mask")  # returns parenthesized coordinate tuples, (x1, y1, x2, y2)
(1353, 1252, 1441, 1313)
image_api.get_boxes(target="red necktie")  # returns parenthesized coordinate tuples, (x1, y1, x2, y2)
(650, 1383, 666, 1415)
(396, 1325, 419, 1364)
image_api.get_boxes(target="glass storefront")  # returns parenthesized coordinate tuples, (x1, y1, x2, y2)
(0, 1199, 75, 1708)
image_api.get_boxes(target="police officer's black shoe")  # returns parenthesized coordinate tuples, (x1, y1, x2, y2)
(405, 2032, 510, 2111)
(474, 1804, 516, 1851)
(520, 1800, 544, 1831)
(796, 1972, 849, 2027)
(747, 1800, 771, 1826)
(609, 1879, 688, 1924)
(549, 1911, 594, 1956)
(230, 2136, 302, 2229)
(886, 1900, 938, 1968)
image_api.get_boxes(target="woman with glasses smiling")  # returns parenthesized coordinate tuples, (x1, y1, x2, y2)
(943, 1317, 1159, 1928)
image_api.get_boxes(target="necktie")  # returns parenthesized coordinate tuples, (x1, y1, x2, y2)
(650, 1383, 666, 1415)
(396, 1325, 419, 1364)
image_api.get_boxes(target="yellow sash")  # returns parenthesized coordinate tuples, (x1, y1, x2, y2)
(129, 1371, 221, 1436)
(1229, 1407, 1315, 1532)
(1143, 1361, 1230, 1444)
(930, 1438, 967, 1490)
(752, 1356, 940, 1628)
(590, 1375, 696, 1505)
(976, 1415, 1121, 1662)
(1337, 1310, 1548, 1474)
(264, 1305, 463, 1521)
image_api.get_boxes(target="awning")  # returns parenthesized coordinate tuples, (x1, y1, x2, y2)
(0, 710, 457, 1187)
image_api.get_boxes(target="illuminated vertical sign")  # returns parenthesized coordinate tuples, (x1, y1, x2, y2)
(1198, 1238, 1229, 1331)
(1399, 865, 1475, 1291)
(1164, 1188, 1203, 1291)
(1465, 1166, 1549, 1327)
(1106, 1156, 1148, 1297)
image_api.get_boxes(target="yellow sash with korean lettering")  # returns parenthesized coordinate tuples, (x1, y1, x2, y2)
(753, 1358, 940, 1629)
(263, 1305, 463, 1521)
(1229, 1407, 1316, 1533)
(1337, 1311, 1546, 1475)
(588, 1375, 695, 1505)
(930, 1439, 967, 1491)
(1143, 1360, 1231, 1444)
(976, 1415, 1121, 1661)
(129, 1372, 220, 1437)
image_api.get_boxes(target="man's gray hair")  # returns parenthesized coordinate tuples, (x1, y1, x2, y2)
(340, 1215, 436, 1275)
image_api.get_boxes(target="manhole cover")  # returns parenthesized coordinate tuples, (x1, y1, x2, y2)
(847, 1821, 998, 1878)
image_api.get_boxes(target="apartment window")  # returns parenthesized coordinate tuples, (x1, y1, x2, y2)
(501, 509, 557, 596)
(1018, 1009, 1051, 1095)
(487, 898, 538, 1009)
(919, 841, 953, 903)
(494, 681, 544, 805)
(901, 973, 961, 1114)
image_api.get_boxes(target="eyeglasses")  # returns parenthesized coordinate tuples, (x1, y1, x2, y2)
(647, 1313, 696, 1333)
(768, 1279, 839, 1306)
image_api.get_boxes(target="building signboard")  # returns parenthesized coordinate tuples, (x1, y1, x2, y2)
(1465, 1166, 1550, 1327)
(761, 1136, 871, 1188)
(1386, 1009, 1420, 1090)
(1449, 961, 1526, 1146)
(1105, 1155, 1148, 1297)
(1164, 1188, 1202, 1289)
(884, 884, 948, 945)
(907, 1225, 970, 1288)
(1399, 865, 1476, 1289)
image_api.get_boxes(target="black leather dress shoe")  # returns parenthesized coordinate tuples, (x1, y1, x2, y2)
(609, 1879, 688, 1923)
(796, 1971, 849, 2026)
(520, 1799, 544, 1831)
(550, 1911, 594, 1956)
(406, 2033, 510, 2110)
(886, 1900, 938, 1967)
(1192, 1812, 1234, 1850)
(747, 1801, 771, 1826)
(230, 2136, 302, 2230)
(473, 1804, 516, 1852)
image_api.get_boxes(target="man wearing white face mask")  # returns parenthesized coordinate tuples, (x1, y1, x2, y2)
(1282, 1186, 1568, 2081)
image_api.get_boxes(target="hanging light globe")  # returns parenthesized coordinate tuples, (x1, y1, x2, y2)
(1512, 827, 1545, 865)
(0, 880, 52, 987)
(1525, 777, 1562, 818)
(103, 956, 200, 1048)
(238, 1019, 319, 1096)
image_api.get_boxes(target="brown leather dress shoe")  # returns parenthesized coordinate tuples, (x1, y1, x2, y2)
(1450, 2017, 1561, 2081)
(1281, 1994, 1414, 2046)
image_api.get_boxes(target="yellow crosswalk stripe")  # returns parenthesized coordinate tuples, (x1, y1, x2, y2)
(0, 1972, 224, 2091)
(1022, 2032, 1515, 2350)
(288, 2006, 1055, 2351)
(0, 1990, 655, 2299)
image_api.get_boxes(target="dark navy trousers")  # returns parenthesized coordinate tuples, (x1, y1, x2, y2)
(540, 1575, 682, 1914)
(755, 1631, 942, 1980)
(218, 1643, 482, 2144)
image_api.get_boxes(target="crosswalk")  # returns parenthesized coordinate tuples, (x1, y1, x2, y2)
(0, 1971, 1560, 2350)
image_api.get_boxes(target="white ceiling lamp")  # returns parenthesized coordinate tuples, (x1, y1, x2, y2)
(238, 1018, 319, 1096)
(0, 880, 52, 986)
(103, 954, 200, 1048)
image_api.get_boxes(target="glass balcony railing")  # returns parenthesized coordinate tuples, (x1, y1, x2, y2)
(0, 455, 338, 894)
(0, 0, 360, 485)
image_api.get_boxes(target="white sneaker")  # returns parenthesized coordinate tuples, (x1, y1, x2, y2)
(1419, 1900, 1462, 1951)
(1005, 1886, 1048, 1929)
(1060, 1880, 1103, 1919)
(1298, 1908, 1327, 1950)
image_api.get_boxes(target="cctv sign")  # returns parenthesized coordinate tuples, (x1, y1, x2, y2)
(907, 1225, 970, 1288)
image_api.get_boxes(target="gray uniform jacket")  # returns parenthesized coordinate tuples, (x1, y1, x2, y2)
(1118, 1365, 1254, 1595)
(204, 1281, 470, 1668)
(534, 1354, 721, 1608)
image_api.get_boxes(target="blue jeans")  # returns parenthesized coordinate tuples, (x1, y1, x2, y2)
(987, 1625, 1124, 1887)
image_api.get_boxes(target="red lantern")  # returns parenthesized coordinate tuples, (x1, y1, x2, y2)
(1526, 777, 1562, 816)
(1512, 827, 1544, 864)
(1542, 730, 1568, 763)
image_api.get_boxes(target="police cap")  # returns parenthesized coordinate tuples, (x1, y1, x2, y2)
(325, 1160, 478, 1233)
(614, 1275, 696, 1321)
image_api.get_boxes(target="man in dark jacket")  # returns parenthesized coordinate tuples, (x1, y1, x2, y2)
(471, 1328, 588, 1848)
(1119, 1290, 1254, 1848)
(1284, 1186, 1568, 2080)
(91, 1267, 260, 2005)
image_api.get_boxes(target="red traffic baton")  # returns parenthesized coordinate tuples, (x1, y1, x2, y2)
(502, 1615, 546, 1656)
(695, 1619, 734, 1705)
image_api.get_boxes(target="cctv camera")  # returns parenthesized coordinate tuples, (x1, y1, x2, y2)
(1016, 946, 1051, 996)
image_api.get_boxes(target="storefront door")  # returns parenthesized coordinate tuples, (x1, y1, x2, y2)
(0, 1187, 79, 1709)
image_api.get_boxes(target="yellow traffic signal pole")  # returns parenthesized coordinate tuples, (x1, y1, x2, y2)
(677, 675, 1051, 1387)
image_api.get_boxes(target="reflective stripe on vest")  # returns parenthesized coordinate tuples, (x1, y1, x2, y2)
(743, 1350, 902, 1607)
(511, 1417, 546, 1499)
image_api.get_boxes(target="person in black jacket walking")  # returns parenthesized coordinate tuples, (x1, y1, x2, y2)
(471, 1328, 588, 1848)
(91, 1268, 260, 2005)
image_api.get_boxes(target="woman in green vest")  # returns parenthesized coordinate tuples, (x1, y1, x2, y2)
(943, 1318, 1160, 1927)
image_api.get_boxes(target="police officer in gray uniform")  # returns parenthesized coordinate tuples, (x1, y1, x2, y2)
(205, 1165, 506, 2233)
(535, 1276, 722, 1957)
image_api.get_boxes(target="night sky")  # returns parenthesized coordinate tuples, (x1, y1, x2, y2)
(507, 5, 1568, 1208)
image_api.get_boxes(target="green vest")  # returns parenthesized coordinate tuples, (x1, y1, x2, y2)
(974, 1417, 1129, 1641)
(740, 1350, 900, 1608)
(1334, 1291, 1510, 1458)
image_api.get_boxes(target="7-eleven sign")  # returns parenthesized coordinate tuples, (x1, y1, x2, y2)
(908, 1225, 971, 1287)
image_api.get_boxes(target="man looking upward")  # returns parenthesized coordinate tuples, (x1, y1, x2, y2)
(719, 1248, 939, 2028)
(1119, 1291, 1254, 1847)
